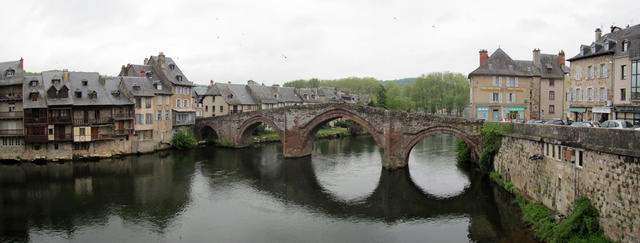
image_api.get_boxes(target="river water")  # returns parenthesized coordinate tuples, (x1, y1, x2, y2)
(0, 135, 538, 242)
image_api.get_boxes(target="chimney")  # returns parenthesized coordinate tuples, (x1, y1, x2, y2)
(158, 52, 166, 68)
(144, 57, 149, 64)
(19, 57, 23, 70)
(208, 80, 213, 88)
(99, 76, 105, 85)
(595, 28, 602, 41)
(120, 65, 126, 75)
(479, 49, 489, 66)
(558, 50, 565, 67)
(62, 69, 70, 81)
(140, 68, 145, 77)
(273, 84, 280, 92)
(533, 48, 541, 67)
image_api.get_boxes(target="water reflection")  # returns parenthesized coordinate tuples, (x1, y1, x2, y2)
(0, 136, 537, 243)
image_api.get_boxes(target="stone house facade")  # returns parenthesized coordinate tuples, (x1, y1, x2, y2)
(0, 59, 25, 159)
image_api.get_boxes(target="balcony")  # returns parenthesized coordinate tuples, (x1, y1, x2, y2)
(24, 117, 48, 124)
(0, 93, 22, 101)
(114, 128, 134, 136)
(50, 116, 72, 124)
(113, 113, 135, 120)
(25, 134, 48, 143)
(0, 111, 23, 119)
(73, 117, 113, 125)
(0, 129, 23, 136)
(54, 133, 73, 141)
(91, 133, 114, 140)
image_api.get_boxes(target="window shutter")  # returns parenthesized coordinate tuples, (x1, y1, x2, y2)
(605, 87, 608, 101)
(493, 77, 497, 86)
(499, 77, 503, 87)
(605, 63, 609, 78)
(499, 93, 503, 103)
(513, 93, 516, 103)
(515, 77, 519, 87)
(596, 88, 600, 101)
(489, 94, 493, 103)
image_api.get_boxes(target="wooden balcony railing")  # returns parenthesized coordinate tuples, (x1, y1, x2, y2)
(0, 111, 23, 119)
(54, 133, 73, 141)
(0, 93, 22, 101)
(113, 113, 135, 120)
(73, 117, 113, 125)
(0, 129, 23, 136)
(114, 128, 134, 135)
(50, 116, 72, 124)
(91, 133, 114, 140)
(25, 134, 48, 143)
(24, 117, 48, 124)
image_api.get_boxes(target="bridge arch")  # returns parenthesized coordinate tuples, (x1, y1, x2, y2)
(199, 125, 220, 143)
(299, 108, 385, 154)
(236, 116, 284, 147)
(402, 126, 480, 165)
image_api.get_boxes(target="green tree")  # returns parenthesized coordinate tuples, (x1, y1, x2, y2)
(172, 127, 197, 150)
(376, 84, 387, 108)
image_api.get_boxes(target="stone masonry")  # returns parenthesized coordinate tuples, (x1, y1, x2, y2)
(195, 103, 484, 168)
(494, 123, 640, 242)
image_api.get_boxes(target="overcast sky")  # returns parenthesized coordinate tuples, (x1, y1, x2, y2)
(1, 0, 638, 85)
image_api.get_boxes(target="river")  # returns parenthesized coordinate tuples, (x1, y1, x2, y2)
(0, 135, 538, 242)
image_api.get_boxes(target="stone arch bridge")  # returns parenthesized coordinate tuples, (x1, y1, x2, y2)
(195, 103, 484, 168)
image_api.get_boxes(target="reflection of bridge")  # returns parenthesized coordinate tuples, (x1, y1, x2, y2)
(193, 145, 528, 241)
(195, 104, 484, 168)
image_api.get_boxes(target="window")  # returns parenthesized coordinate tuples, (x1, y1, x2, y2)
(600, 63, 607, 78)
(5, 69, 15, 77)
(75, 91, 82, 98)
(145, 98, 151, 108)
(54, 143, 58, 150)
(165, 96, 170, 105)
(8, 103, 15, 112)
(157, 110, 162, 120)
(549, 91, 555, 100)
(80, 127, 86, 136)
(622, 40, 628, 52)
(220, 106, 223, 112)
(549, 80, 554, 87)
(164, 110, 169, 120)
(185, 99, 190, 107)
(576, 88, 582, 101)
(30, 80, 38, 86)
(508, 93, 514, 103)
(136, 97, 141, 109)
(621, 88, 626, 101)
(575, 66, 581, 81)
(632, 60, 640, 100)
(491, 93, 499, 103)
(146, 113, 153, 124)
(621, 65, 627, 80)
(136, 114, 143, 124)
(600, 87, 606, 101)
(588, 65, 594, 79)
(169, 64, 175, 70)
(52, 79, 61, 85)
(549, 105, 555, 114)
(176, 99, 181, 107)
(507, 77, 515, 87)
(588, 88, 594, 101)
(176, 75, 183, 81)
(157, 96, 162, 106)
(82, 80, 88, 86)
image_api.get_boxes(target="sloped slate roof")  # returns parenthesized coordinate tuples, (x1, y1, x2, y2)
(193, 86, 208, 96)
(569, 24, 640, 61)
(23, 75, 46, 109)
(539, 54, 566, 78)
(469, 48, 538, 77)
(214, 83, 256, 105)
(205, 85, 221, 96)
(42, 71, 73, 106)
(0, 60, 24, 86)
(317, 87, 340, 101)
(104, 77, 133, 105)
(149, 56, 194, 87)
(68, 72, 127, 106)
(276, 87, 302, 103)
(247, 84, 278, 104)
(297, 88, 322, 103)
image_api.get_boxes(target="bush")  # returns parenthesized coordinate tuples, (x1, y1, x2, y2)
(455, 139, 472, 165)
(335, 120, 355, 128)
(172, 127, 197, 150)
(479, 122, 512, 172)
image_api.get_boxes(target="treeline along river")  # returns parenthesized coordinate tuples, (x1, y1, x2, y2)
(0, 135, 538, 242)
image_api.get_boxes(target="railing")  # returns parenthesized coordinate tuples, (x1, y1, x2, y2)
(54, 133, 73, 141)
(24, 117, 48, 124)
(91, 133, 114, 140)
(0, 111, 23, 119)
(50, 116, 72, 124)
(0, 129, 23, 136)
(113, 113, 135, 120)
(0, 93, 22, 101)
(73, 117, 113, 125)
(114, 128, 134, 135)
(25, 134, 48, 143)
(173, 118, 195, 126)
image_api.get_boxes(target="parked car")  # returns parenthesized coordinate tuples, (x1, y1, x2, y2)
(526, 119, 544, 124)
(586, 121, 601, 127)
(544, 119, 571, 125)
(570, 122, 595, 128)
(600, 120, 638, 130)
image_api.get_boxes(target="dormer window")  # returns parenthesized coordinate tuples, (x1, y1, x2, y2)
(52, 79, 61, 86)
(311, 94, 317, 100)
(146, 71, 152, 78)
(590, 44, 595, 53)
(75, 91, 82, 98)
(169, 64, 175, 70)
(30, 92, 38, 101)
(88, 91, 97, 99)
(82, 80, 88, 86)
(29, 80, 38, 87)
(303, 94, 308, 99)
(5, 69, 15, 77)
(155, 83, 162, 90)
(133, 84, 141, 91)
(176, 75, 183, 81)
(622, 40, 628, 52)
(488, 63, 493, 70)
(508, 65, 513, 71)
(227, 94, 233, 99)
(58, 85, 69, 98)
(274, 94, 279, 99)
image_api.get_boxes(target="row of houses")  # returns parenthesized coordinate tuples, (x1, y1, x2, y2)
(192, 80, 371, 118)
(0, 52, 371, 161)
(468, 24, 640, 126)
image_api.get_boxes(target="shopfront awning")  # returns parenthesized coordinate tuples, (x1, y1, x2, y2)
(569, 107, 586, 113)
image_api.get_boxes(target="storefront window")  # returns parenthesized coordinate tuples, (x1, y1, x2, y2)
(477, 107, 489, 120)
